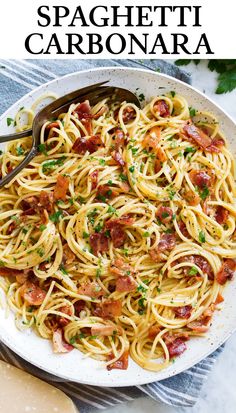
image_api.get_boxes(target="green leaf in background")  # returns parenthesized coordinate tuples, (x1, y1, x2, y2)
(175, 59, 236, 94)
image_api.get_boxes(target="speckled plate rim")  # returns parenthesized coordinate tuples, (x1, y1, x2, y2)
(0, 66, 236, 387)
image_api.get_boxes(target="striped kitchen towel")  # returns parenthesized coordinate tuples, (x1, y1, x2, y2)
(0, 58, 223, 412)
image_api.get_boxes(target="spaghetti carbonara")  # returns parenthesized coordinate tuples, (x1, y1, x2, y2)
(0, 91, 236, 372)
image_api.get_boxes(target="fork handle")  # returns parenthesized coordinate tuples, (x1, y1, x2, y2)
(0, 128, 32, 143)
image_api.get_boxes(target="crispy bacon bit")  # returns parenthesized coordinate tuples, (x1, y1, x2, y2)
(58, 305, 73, 327)
(72, 135, 104, 154)
(154, 159, 163, 173)
(110, 258, 134, 277)
(156, 146, 167, 162)
(187, 320, 209, 333)
(62, 244, 75, 265)
(148, 325, 161, 340)
(111, 151, 125, 167)
(215, 293, 224, 305)
(154, 100, 170, 117)
(20, 282, 46, 306)
(96, 184, 118, 201)
(90, 232, 109, 255)
(106, 215, 134, 229)
(164, 332, 189, 345)
(215, 206, 229, 225)
(158, 233, 176, 252)
(101, 299, 122, 319)
(91, 324, 120, 337)
(183, 190, 200, 206)
(39, 191, 54, 213)
(178, 220, 189, 238)
(156, 206, 173, 224)
(0, 267, 23, 278)
(16, 270, 30, 285)
(206, 136, 225, 153)
(53, 175, 69, 202)
(73, 100, 91, 119)
(183, 123, 212, 149)
(189, 169, 213, 189)
(78, 281, 104, 298)
(216, 259, 236, 285)
(113, 127, 125, 150)
(122, 107, 136, 123)
(107, 350, 129, 370)
(119, 181, 130, 193)
(181, 255, 214, 280)
(167, 338, 187, 358)
(142, 126, 161, 150)
(6, 222, 17, 235)
(74, 300, 86, 316)
(46, 122, 59, 130)
(116, 275, 137, 292)
(93, 106, 107, 119)
(90, 170, 99, 190)
(173, 306, 192, 319)
(21, 196, 39, 212)
(52, 329, 74, 353)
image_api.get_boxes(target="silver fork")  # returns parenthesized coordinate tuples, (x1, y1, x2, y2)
(0, 81, 140, 187)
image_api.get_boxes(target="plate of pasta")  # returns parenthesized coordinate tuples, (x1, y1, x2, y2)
(0, 67, 236, 387)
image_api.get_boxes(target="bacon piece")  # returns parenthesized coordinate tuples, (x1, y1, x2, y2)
(6, 222, 17, 235)
(215, 293, 224, 305)
(158, 233, 176, 252)
(116, 275, 137, 292)
(106, 215, 134, 229)
(72, 135, 104, 154)
(187, 320, 209, 333)
(62, 244, 75, 265)
(90, 232, 109, 255)
(96, 184, 118, 201)
(173, 305, 192, 319)
(215, 206, 229, 225)
(0, 267, 23, 278)
(178, 220, 189, 238)
(53, 175, 69, 202)
(107, 350, 129, 370)
(122, 107, 136, 123)
(39, 191, 54, 213)
(109, 225, 126, 248)
(154, 100, 170, 117)
(154, 159, 162, 173)
(16, 270, 30, 285)
(21, 196, 39, 212)
(181, 255, 214, 280)
(216, 259, 236, 285)
(93, 106, 107, 119)
(183, 123, 212, 149)
(52, 329, 74, 353)
(90, 170, 99, 190)
(101, 299, 122, 319)
(74, 300, 86, 316)
(148, 325, 161, 340)
(110, 258, 134, 277)
(183, 189, 200, 206)
(58, 305, 73, 327)
(155, 146, 167, 162)
(78, 281, 104, 298)
(73, 100, 91, 119)
(46, 122, 59, 130)
(189, 169, 212, 189)
(111, 151, 125, 167)
(206, 136, 225, 153)
(142, 126, 161, 150)
(91, 324, 120, 337)
(20, 282, 46, 306)
(164, 332, 189, 345)
(113, 127, 125, 150)
(156, 206, 173, 224)
(167, 338, 187, 358)
(119, 180, 130, 193)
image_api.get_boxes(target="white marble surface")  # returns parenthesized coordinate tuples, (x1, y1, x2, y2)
(101, 61, 236, 413)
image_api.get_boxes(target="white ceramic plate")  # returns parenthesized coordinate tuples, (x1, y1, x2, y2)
(0, 67, 236, 387)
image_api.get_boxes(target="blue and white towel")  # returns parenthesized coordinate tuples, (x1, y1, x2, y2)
(0, 59, 223, 412)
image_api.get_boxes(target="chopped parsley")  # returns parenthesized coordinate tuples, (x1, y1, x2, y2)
(36, 248, 45, 257)
(99, 159, 106, 166)
(198, 186, 209, 200)
(59, 264, 68, 275)
(0, 261, 5, 267)
(39, 224, 46, 232)
(189, 107, 196, 117)
(167, 188, 176, 200)
(22, 228, 28, 234)
(49, 210, 63, 224)
(198, 231, 206, 243)
(95, 222, 103, 233)
(83, 231, 89, 239)
(87, 209, 97, 225)
(7, 117, 15, 127)
(170, 91, 176, 97)
(139, 93, 145, 102)
(119, 173, 128, 182)
(107, 205, 117, 214)
(143, 231, 150, 237)
(128, 145, 139, 156)
(137, 284, 147, 294)
(138, 297, 146, 309)
(38, 143, 48, 156)
(16, 146, 24, 156)
(185, 147, 196, 154)
(129, 165, 135, 173)
(42, 156, 66, 173)
(188, 267, 198, 276)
